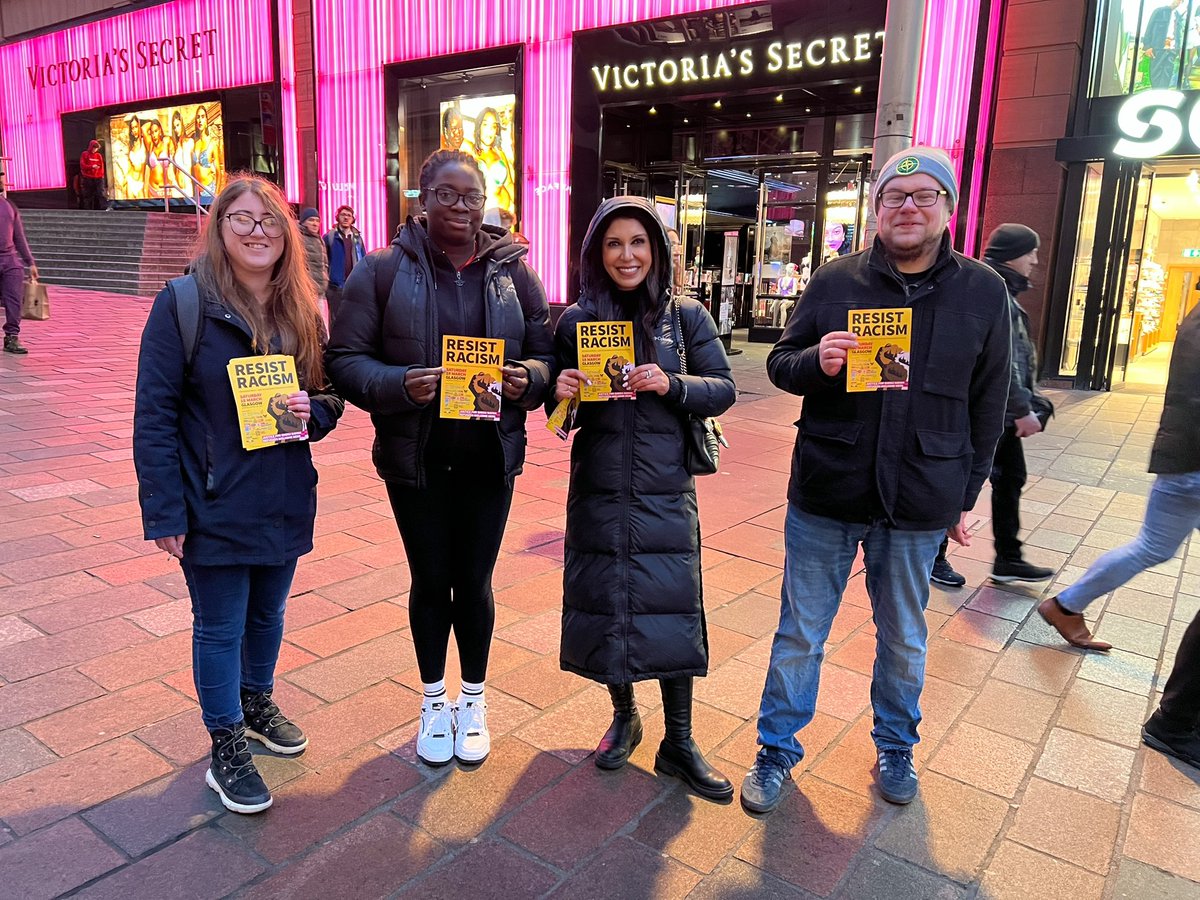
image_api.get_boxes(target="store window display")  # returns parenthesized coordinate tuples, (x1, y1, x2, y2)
(1094, 0, 1200, 96)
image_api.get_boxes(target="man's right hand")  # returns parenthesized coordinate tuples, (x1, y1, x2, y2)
(404, 366, 444, 405)
(555, 368, 590, 402)
(1014, 412, 1042, 438)
(818, 331, 861, 377)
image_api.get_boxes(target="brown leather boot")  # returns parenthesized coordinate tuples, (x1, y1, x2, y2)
(1038, 597, 1112, 651)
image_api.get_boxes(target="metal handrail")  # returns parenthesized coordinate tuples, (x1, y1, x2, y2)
(157, 159, 216, 225)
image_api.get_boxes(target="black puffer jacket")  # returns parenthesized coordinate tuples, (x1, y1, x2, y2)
(325, 219, 554, 487)
(985, 259, 1039, 425)
(555, 197, 736, 685)
(1149, 302, 1200, 474)
(769, 233, 1011, 531)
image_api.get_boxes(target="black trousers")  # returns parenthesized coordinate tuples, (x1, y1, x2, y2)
(989, 426, 1026, 562)
(81, 176, 106, 210)
(1159, 608, 1200, 728)
(386, 464, 513, 684)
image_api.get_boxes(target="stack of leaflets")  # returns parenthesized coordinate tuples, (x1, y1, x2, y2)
(227, 355, 308, 451)
(440, 335, 504, 421)
(846, 308, 912, 392)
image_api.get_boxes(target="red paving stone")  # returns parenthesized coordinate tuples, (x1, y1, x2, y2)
(0, 289, 1196, 897)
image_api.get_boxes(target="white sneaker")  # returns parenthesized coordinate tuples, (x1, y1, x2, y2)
(454, 697, 490, 764)
(416, 699, 454, 766)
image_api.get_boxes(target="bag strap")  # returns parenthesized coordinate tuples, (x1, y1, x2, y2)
(374, 247, 403, 303)
(672, 299, 688, 376)
(167, 274, 202, 371)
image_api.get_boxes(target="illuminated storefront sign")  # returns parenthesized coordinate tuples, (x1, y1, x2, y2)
(590, 32, 885, 92)
(1113, 89, 1200, 158)
(0, 0, 279, 193)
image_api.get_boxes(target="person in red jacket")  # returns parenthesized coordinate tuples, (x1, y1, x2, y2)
(79, 141, 108, 210)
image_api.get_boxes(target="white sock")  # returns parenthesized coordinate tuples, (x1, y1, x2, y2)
(460, 680, 485, 705)
(423, 680, 447, 707)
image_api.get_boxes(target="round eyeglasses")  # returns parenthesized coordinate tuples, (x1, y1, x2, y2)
(878, 189, 947, 209)
(224, 213, 285, 238)
(427, 187, 487, 211)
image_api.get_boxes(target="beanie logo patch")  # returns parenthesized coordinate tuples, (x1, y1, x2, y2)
(896, 156, 920, 175)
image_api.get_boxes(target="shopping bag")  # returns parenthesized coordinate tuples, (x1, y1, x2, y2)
(21, 279, 49, 321)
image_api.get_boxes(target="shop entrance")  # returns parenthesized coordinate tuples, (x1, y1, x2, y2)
(599, 154, 871, 343)
(1052, 159, 1200, 389)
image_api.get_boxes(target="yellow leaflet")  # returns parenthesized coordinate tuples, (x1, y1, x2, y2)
(440, 335, 504, 421)
(577, 320, 635, 401)
(846, 308, 912, 392)
(226, 354, 308, 451)
(545, 395, 579, 441)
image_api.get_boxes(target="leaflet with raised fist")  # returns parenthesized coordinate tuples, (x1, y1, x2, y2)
(226, 355, 308, 451)
(440, 335, 504, 421)
(577, 320, 635, 401)
(846, 308, 912, 392)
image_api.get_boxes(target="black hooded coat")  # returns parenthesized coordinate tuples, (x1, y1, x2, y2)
(554, 197, 736, 684)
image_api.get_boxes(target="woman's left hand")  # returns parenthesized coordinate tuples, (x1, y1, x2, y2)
(625, 363, 670, 396)
(286, 391, 311, 423)
(501, 365, 528, 401)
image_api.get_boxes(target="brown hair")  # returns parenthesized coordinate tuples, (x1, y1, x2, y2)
(191, 174, 326, 388)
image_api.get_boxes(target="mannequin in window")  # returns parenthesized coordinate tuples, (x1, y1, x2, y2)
(775, 263, 800, 326)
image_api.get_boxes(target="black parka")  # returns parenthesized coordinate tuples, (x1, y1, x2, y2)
(325, 219, 554, 487)
(1149, 302, 1200, 474)
(555, 197, 736, 685)
(769, 233, 1011, 531)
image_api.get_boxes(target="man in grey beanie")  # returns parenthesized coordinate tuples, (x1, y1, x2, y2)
(742, 146, 1011, 812)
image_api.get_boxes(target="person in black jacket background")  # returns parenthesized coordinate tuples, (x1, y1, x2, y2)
(741, 147, 1011, 814)
(134, 175, 344, 814)
(553, 197, 737, 802)
(326, 150, 553, 769)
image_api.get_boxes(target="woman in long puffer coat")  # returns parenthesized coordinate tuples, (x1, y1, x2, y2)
(552, 197, 736, 801)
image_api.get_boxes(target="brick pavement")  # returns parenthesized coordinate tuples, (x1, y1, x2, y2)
(0, 287, 1197, 898)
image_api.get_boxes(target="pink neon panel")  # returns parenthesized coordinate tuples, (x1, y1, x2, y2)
(314, 0, 991, 303)
(0, 0, 274, 191)
(278, 0, 301, 203)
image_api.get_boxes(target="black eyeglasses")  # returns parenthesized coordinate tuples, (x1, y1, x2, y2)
(426, 187, 487, 211)
(878, 189, 947, 209)
(224, 213, 285, 238)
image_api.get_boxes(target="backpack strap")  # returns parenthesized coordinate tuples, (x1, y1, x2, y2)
(374, 246, 403, 303)
(167, 274, 202, 371)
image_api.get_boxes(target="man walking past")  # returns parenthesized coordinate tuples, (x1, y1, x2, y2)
(0, 174, 38, 355)
(982, 224, 1056, 585)
(740, 147, 1011, 813)
(322, 205, 365, 321)
(79, 141, 107, 210)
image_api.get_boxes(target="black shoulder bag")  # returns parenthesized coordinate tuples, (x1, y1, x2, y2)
(672, 300, 725, 476)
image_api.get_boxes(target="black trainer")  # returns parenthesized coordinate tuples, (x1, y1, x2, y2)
(207, 725, 272, 814)
(242, 689, 308, 754)
(991, 559, 1055, 584)
(930, 557, 966, 587)
(877, 747, 919, 804)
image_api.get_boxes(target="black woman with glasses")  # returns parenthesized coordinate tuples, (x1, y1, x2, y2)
(327, 149, 554, 768)
(134, 174, 344, 814)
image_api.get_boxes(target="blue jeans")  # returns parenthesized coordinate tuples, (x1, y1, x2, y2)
(1058, 472, 1200, 614)
(182, 559, 298, 730)
(756, 505, 944, 766)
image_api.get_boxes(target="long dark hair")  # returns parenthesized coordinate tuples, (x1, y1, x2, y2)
(584, 207, 670, 363)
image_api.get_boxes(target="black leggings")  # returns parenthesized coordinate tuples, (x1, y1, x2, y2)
(386, 466, 513, 683)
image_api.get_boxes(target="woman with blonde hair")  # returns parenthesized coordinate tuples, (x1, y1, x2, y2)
(134, 174, 343, 813)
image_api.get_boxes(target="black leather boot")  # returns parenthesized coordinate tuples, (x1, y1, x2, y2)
(595, 683, 642, 770)
(206, 724, 272, 814)
(655, 677, 733, 802)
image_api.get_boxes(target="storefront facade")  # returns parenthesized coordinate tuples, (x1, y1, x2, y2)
(1046, 0, 1200, 390)
(311, 0, 1003, 306)
(0, 0, 301, 206)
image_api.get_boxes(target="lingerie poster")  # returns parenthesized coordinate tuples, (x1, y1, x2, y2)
(439, 95, 517, 226)
(106, 101, 224, 203)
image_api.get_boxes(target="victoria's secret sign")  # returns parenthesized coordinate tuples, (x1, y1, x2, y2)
(26, 27, 219, 89)
(590, 31, 885, 93)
